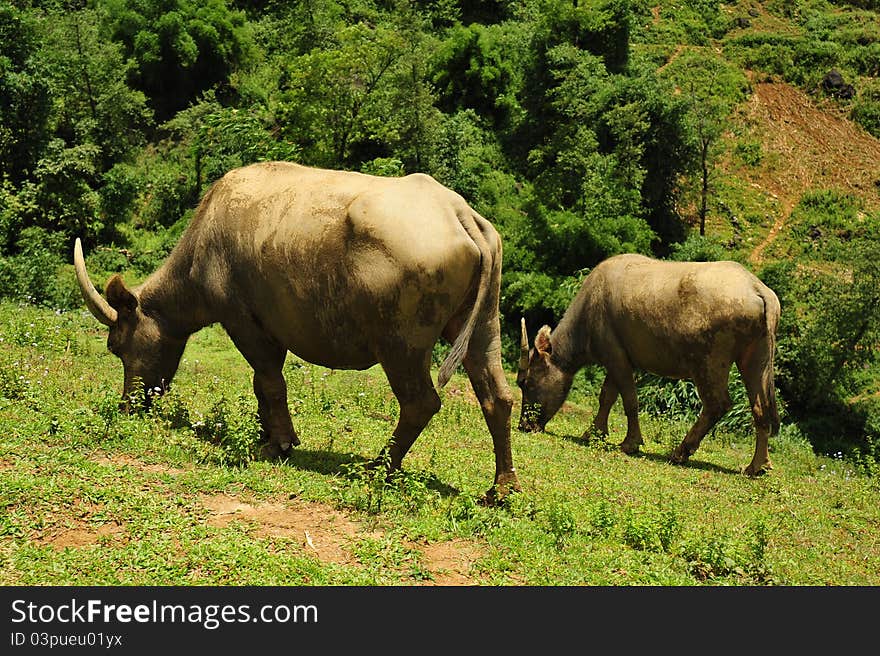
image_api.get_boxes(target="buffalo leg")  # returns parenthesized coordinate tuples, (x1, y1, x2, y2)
(462, 335, 521, 503)
(670, 369, 732, 465)
(223, 322, 299, 458)
(587, 375, 619, 439)
(737, 338, 777, 476)
(253, 372, 300, 456)
(374, 351, 441, 473)
(600, 350, 642, 454)
(617, 372, 643, 454)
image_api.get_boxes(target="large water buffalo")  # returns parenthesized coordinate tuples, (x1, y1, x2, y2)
(75, 161, 520, 500)
(517, 253, 780, 475)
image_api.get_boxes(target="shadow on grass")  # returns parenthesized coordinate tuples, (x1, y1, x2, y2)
(637, 450, 742, 476)
(551, 431, 742, 476)
(277, 447, 461, 497)
(280, 447, 367, 475)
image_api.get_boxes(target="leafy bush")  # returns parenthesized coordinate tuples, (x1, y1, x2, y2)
(150, 389, 192, 430)
(431, 23, 520, 126)
(851, 79, 880, 137)
(588, 499, 616, 536)
(668, 232, 732, 262)
(335, 458, 443, 516)
(134, 159, 195, 230)
(0, 227, 81, 310)
(645, 0, 731, 45)
(192, 394, 262, 467)
(637, 369, 754, 436)
(761, 232, 880, 458)
(102, 0, 255, 121)
(542, 499, 577, 547)
(621, 506, 679, 553)
(734, 140, 763, 167)
(681, 527, 774, 583)
(193, 105, 302, 187)
(360, 157, 405, 178)
(725, 34, 845, 89)
(787, 190, 864, 252)
(99, 163, 143, 231)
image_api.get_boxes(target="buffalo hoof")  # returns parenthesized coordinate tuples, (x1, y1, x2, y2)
(743, 461, 772, 477)
(257, 441, 293, 461)
(619, 439, 642, 455)
(480, 473, 522, 507)
(582, 427, 608, 442)
(669, 447, 689, 465)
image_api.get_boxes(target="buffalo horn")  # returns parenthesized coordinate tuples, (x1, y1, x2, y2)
(519, 317, 530, 375)
(74, 238, 117, 326)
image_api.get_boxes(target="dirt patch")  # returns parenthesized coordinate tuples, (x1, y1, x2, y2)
(93, 453, 187, 476)
(442, 381, 480, 406)
(200, 493, 485, 584)
(743, 77, 880, 263)
(32, 499, 127, 550)
(38, 522, 125, 550)
(201, 494, 368, 566)
(418, 539, 483, 586)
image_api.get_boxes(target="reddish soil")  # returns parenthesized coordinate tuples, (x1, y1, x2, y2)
(742, 77, 880, 263)
(200, 493, 485, 585)
(29, 449, 487, 584)
(31, 499, 127, 550)
(93, 452, 187, 476)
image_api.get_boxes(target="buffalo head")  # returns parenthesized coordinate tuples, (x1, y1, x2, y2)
(516, 318, 572, 432)
(74, 238, 186, 410)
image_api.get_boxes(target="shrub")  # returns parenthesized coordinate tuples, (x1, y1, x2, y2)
(543, 499, 577, 546)
(762, 234, 880, 458)
(734, 140, 763, 167)
(668, 232, 731, 262)
(850, 79, 880, 138)
(135, 160, 195, 230)
(0, 227, 81, 310)
(621, 505, 679, 553)
(637, 368, 754, 436)
(192, 394, 261, 467)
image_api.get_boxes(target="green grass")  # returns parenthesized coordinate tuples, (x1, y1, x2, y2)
(2, 300, 879, 586)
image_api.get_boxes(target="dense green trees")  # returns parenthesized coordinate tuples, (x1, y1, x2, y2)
(102, 0, 254, 121)
(0, 0, 878, 459)
(762, 192, 880, 458)
(0, 4, 52, 187)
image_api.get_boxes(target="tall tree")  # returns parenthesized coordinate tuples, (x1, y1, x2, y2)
(659, 50, 749, 236)
(101, 0, 255, 121)
(0, 4, 52, 185)
(40, 6, 153, 174)
(275, 16, 441, 172)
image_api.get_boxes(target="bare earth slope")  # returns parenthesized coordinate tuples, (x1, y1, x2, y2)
(742, 78, 880, 264)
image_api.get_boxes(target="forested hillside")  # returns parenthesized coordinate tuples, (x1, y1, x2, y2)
(2, 0, 879, 463)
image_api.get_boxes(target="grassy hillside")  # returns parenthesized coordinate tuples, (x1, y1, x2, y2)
(634, 1, 880, 459)
(2, 1, 880, 587)
(2, 301, 879, 586)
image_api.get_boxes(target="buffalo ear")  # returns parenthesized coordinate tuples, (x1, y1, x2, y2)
(105, 274, 138, 316)
(535, 325, 552, 355)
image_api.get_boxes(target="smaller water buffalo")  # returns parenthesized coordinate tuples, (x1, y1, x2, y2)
(517, 253, 781, 475)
